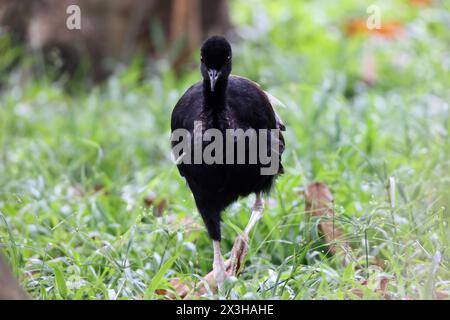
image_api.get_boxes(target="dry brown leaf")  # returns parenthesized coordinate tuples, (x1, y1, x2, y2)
(349, 276, 392, 299)
(304, 182, 352, 263)
(433, 290, 449, 300)
(153, 198, 168, 217)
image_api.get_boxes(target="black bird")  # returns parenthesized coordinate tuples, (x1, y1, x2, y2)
(171, 36, 285, 285)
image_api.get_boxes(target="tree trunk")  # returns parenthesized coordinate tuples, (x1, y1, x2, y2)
(0, 0, 231, 80)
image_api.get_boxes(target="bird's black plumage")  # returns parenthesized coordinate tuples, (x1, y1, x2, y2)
(171, 36, 285, 241)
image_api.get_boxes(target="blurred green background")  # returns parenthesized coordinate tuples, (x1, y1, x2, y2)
(0, 0, 449, 299)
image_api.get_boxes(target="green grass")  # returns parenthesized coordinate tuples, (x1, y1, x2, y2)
(0, 0, 449, 299)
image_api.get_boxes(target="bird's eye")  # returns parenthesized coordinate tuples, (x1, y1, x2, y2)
(201, 57, 204, 63)
(227, 55, 231, 61)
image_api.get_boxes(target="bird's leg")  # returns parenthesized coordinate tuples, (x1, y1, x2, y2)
(212, 240, 227, 287)
(244, 193, 265, 236)
(228, 193, 264, 275)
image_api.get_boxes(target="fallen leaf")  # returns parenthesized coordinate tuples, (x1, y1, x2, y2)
(153, 198, 168, 217)
(433, 290, 449, 300)
(304, 182, 352, 262)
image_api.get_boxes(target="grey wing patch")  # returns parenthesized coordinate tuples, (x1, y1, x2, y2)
(263, 90, 286, 109)
(264, 91, 286, 131)
(273, 109, 286, 131)
(231, 75, 286, 131)
(193, 119, 204, 145)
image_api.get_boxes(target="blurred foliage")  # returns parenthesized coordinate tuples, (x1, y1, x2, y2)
(0, 0, 449, 299)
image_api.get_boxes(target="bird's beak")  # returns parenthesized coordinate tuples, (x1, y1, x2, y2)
(208, 69, 221, 92)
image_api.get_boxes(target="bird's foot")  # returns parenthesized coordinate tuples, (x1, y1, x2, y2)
(228, 234, 249, 276)
(213, 260, 229, 289)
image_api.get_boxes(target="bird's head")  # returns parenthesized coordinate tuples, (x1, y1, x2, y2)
(200, 36, 232, 92)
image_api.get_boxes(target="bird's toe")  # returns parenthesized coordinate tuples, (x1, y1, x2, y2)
(228, 234, 249, 275)
(213, 264, 228, 287)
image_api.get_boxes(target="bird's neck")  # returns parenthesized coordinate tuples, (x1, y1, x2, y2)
(203, 78, 228, 110)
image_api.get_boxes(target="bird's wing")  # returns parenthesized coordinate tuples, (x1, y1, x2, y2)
(170, 81, 204, 178)
(271, 106, 286, 131)
(230, 75, 286, 131)
(261, 91, 286, 131)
